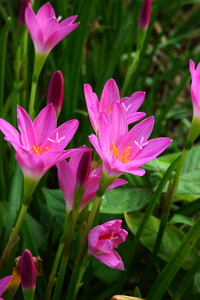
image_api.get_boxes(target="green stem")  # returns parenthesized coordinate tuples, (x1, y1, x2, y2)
(45, 211, 69, 300)
(147, 216, 200, 300)
(28, 77, 38, 121)
(116, 156, 180, 293)
(172, 255, 200, 300)
(0, 203, 28, 269)
(85, 195, 101, 234)
(51, 209, 79, 300)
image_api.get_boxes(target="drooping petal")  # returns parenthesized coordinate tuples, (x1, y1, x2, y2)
(25, 4, 44, 53)
(92, 250, 124, 270)
(16, 147, 44, 179)
(99, 79, 120, 114)
(57, 160, 75, 211)
(17, 105, 37, 150)
(43, 23, 80, 53)
(33, 104, 57, 146)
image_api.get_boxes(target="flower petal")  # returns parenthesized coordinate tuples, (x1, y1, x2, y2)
(84, 84, 99, 132)
(99, 79, 120, 113)
(59, 15, 78, 27)
(0, 118, 21, 146)
(135, 138, 172, 160)
(120, 91, 145, 114)
(92, 250, 124, 270)
(0, 275, 12, 297)
(17, 105, 37, 150)
(33, 104, 57, 146)
(127, 112, 146, 125)
(109, 103, 128, 146)
(36, 3, 56, 27)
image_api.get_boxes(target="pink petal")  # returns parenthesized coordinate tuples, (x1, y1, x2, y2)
(120, 91, 146, 113)
(40, 119, 78, 153)
(98, 112, 111, 154)
(96, 239, 113, 253)
(16, 147, 44, 179)
(84, 84, 99, 132)
(127, 112, 146, 125)
(0, 118, 21, 146)
(59, 15, 78, 27)
(25, 4, 44, 53)
(135, 138, 172, 160)
(109, 103, 128, 146)
(17, 105, 37, 150)
(33, 104, 57, 146)
(92, 250, 124, 270)
(99, 79, 120, 113)
(106, 178, 128, 191)
(0, 275, 12, 297)
(36, 3, 56, 27)
(42, 17, 59, 42)
(89, 134, 106, 160)
(43, 23, 80, 53)
(57, 160, 75, 211)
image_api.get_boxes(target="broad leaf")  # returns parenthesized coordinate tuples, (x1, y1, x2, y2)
(125, 212, 198, 270)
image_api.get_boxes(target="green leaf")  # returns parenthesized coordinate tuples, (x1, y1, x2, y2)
(100, 188, 152, 214)
(169, 214, 195, 227)
(125, 212, 198, 270)
(42, 188, 65, 228)
(181, 144, 200, 174)
(176, 170, 200, 195)
(25, 213, 46, 248)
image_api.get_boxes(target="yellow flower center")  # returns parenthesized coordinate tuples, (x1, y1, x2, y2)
(110, 142, 132, 163)
(33, 146, 49, 156)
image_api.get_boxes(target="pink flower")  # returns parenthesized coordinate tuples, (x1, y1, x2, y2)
(20, 250, 36, 293)
(89, 103, 171, 177)
(0, 105, 79, 184)
(189, 59, 200, 118)
(84, 78, 146, 134)
(88, 220, 128, 270)
(138, 0, 151, 29)
(57, 150, 127, 211)
(25, 3, 79, 55)
(47, 70, 64, 117)
(0, 275, 12, 297)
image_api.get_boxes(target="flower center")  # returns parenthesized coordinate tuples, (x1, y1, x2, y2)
(110, 142, 132, 163)
(33, 146, 49, 156)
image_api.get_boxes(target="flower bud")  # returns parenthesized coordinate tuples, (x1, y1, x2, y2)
(20, 249, 36, 300)
(19, 0, 31, 26)
(76, 148, 92, 189)
(138, 0, 151, 30)
(47, 71, 64, 118)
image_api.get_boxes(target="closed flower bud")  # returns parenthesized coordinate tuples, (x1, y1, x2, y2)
(47, 71, 64, 118)
(19, 0, 31, 26)
(138, 0, 151, 30)
(76, 148, 92, 189)
(20, 249, 36, 300)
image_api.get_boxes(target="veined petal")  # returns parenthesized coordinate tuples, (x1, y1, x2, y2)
(57, 160, 75, 211)
(36, 3, 56, 27)
(89, 134, 106, 160)
(120, 91, 146, 114)
(0, 118, 21, 145)
(59, 15, 78, 27)
(98, 112, 111, 153)
(40, 119, 78, 153)
(92, 250, 124, 270)
(33, 104, 57, 146)
(135, 138, 172, 160)
(127, 112, 146, 125)
(16, 147, 44, 179)
(25, 4, 44, 53)
(84, 84, 99, 132)
(99, 79, 120, 113)
(43, 23, 80, 53)
(17, 105, 37, 150)
(109, 103, 128, 146)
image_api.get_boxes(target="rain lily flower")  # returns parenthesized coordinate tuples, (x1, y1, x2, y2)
(57, 149, 127, 211)
(89, 103, 171, 177)
(0, 275, 12, 297)
(84, 78, 146, 134)
(47, 70, 64, 118)
(25, 3, 79, 55)
(0, 104, 79, 198)
(138, 0, 151, 29)
(88, 220, 128, 270)
(20, 249, 36, 300)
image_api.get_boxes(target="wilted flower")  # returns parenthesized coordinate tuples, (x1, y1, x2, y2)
(0, 104, 79, 198)
(88, 220, 128, 270)
(47, 71, 64, 118)
(89, 103, 171, 177)
(25, 3, 79, 55)
(57, 149, 127, 211)
(84, 78, 146, 134)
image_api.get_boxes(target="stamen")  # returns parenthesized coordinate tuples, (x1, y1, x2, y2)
(48, 132, 65, 143)
(33, 146, 41, 156)
(108, 109, 112, 114)
(134, 137, 149, 150)
(41, 147, 49, 155)
(121, 147, 132, 163)
(121, 102, 131, 112)
(110, 142, 119, 158)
